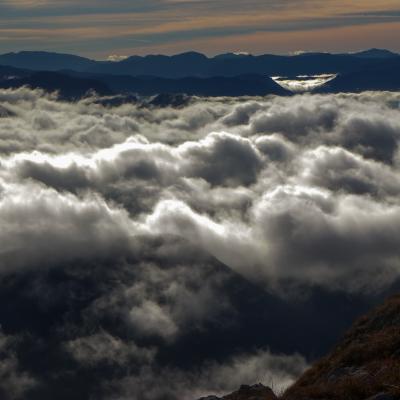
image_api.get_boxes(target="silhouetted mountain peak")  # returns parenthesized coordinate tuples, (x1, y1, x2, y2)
(214, 52, 253, 60)
(316, 57, 400, 93)
(292, 51, 332, 57)
(174, 51, 208, 59)
(353, 48, 399, 59)
(0, 51, 95, 71)
(1, 49, 399, 79)
(120, 54, 142, 62)
(1, 50, 91, 61)
(0, 70, 113, 100)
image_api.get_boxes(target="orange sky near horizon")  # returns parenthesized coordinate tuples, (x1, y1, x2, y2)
(0, 0, 399, 57)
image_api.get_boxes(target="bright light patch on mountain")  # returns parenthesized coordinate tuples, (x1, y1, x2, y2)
(272, 74, 336, 92)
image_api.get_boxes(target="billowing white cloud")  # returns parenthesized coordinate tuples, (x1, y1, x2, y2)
(0, 87, 400, 399)
(1, 88, 400, 290)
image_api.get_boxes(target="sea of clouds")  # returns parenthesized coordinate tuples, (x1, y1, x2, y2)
(0, 88, 399, 399)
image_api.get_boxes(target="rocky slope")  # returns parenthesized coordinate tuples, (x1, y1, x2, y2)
(282, 295, 400, 400)
(198, 384, 277, 400)
(201, 295, 400, 400)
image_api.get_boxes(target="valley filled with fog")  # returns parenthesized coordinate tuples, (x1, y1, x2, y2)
(0, 88, 400, 400)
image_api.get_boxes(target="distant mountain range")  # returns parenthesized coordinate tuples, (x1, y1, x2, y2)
(0, 68, 290, 99)
(0, 71, 113, 100)
(0, 49, 398, 78)
(0, 49, 399, 98)
(315, 57, 400, 93)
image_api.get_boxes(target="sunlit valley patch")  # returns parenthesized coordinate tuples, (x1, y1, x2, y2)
(272, 75, 336, 92)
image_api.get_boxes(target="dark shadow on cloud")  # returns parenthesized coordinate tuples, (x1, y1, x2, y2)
(183, 133, 263, 186)
(0, 236, 380, 400)
(338, 116, 399, 163)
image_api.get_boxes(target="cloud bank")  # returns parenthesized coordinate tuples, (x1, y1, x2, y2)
(0, 88, 399, 399)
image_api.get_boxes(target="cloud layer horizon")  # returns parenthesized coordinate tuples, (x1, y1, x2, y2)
(0, 88, 399, 399)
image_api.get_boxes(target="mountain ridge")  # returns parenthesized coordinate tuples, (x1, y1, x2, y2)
(0, 48, 399, 97)
(0, 68, 291, 98)
(0, 49, 398, 78)
(315, 58, 400, 93)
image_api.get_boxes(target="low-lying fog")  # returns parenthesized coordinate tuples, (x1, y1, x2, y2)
(0, 88, 399, 400)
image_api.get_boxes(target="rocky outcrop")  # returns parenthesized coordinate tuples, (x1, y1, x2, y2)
(282, 295, 400, 400)
(198, 384, 277, 400)
(199, 295, 400, 400)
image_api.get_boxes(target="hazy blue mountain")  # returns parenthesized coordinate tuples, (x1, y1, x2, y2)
(0, 64, 31, 79)
(88, 52, 383, 78)
(0, 51, 96, 72)
(74, 72, 291, 96)
(0, 65, 290, 98)
(0, 71, 113, 100)
(316, 58, 400, 93)
(88, 51, 211, 77)
(1, 50, 399, 79)
(351, 48, 399, 59)
(1, 48, 400, 97)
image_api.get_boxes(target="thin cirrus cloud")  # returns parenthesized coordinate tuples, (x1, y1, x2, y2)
(0, 1, 399, 56)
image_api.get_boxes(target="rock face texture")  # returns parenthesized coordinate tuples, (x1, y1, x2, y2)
(224, 384, 277, 400)
(199, 295, 400, 400)
(282, 295, 400, 400)
(198, 384, 277, 400)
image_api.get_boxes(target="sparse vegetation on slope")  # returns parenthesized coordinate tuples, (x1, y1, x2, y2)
(282, 295, 400, 400)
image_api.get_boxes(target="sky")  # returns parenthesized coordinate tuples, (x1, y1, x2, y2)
(0, 0, 400, 58)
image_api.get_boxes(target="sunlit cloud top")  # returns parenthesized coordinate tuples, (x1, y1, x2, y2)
(0, 0, 399, 58)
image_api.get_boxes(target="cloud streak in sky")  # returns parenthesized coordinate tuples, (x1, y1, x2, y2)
(0, 1, 399, 56)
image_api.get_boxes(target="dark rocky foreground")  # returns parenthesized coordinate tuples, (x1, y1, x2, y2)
(200, 295, 400, 400)
(198, 383, 277, 400)
(282, 295, 400, 400)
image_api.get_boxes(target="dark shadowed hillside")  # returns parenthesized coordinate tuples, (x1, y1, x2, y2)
(201, 295, 400, 400)
(282, 295, 400, 400)
(0, 68, 291, 98)
(316, 58, 400, 93)
(0, 71, 113, 100)
(0, 50, 399, 79)
(2, 49, 400, 96)
(72, 73, 291, 96)
(352, 49, 399, 59)
(85, 51, 399, 78)
(0, 65, 31, 80)
(0, 51, 96, 72)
